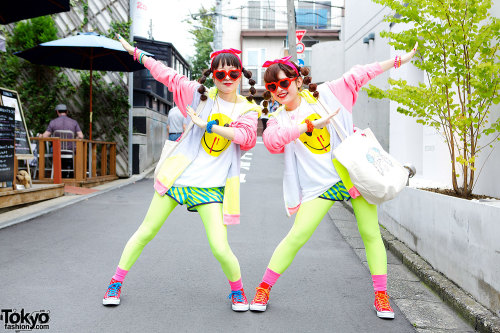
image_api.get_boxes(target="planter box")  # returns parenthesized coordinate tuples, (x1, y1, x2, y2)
(379, 187, 500, 315)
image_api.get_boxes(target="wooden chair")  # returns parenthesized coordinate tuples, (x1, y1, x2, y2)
(52, 130, 75, 178)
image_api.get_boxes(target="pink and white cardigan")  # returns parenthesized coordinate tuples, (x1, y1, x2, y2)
(144, 58, 261, 224)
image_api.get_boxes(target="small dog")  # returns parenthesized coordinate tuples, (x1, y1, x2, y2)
(16, 170, 31, 189)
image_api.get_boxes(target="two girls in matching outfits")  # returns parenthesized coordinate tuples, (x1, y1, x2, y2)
(104, 34, 416, 319)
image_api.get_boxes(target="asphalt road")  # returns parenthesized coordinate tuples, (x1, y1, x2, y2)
(0, 142, 416, 332)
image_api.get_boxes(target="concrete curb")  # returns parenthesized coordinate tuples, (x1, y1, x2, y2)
(341, 201, 500, 333)
(0, 166, 155, 230)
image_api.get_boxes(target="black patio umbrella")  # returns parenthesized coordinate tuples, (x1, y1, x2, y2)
(15, 32, 153, 140)
(0, 0, 70, 25)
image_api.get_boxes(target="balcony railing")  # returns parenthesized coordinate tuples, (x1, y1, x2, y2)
(30, 137, 117, 186)
(240, 5, 342, 31)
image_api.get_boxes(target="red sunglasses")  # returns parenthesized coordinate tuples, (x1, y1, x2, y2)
(213, 69, 242, 81)
(265, 77, 297, 92)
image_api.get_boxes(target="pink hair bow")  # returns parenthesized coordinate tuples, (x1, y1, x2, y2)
(262, 56, 299, 75)
(210, 48, 242, 67)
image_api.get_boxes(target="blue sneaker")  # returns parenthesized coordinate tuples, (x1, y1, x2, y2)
(228, 288, 249, 311)
(103, 278, 122, 305)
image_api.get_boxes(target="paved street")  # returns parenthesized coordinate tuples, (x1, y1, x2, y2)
(0, 141, 472, 332)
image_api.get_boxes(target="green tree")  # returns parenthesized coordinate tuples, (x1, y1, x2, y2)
(365, 0, 500, 198)
(186, 6, 215, 86)
(0, 16, 75, 135)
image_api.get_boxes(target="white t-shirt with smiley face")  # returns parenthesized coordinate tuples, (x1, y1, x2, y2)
(174, 96, 238, 188)
(284, 97, 340, 202)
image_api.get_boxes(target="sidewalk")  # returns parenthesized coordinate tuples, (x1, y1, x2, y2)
(332, 202, 500, 333)
(0, 165, 155, 230)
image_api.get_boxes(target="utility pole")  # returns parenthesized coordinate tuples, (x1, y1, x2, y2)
(214, 0, 222, 50)
(287, 0, 297, 62)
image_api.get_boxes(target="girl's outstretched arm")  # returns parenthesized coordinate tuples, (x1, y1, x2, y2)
(117, 34, 198, 114)
(327, 42, 418, 112)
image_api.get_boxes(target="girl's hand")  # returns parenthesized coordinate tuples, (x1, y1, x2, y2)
(116, 34, 135, 55)
(186, 106, 207, 129)
(313, 108, 340, 129)
(401, 42, 418, 65)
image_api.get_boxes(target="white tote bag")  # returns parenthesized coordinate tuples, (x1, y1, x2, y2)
(153, 99, 207, 182)
(328, 112, 408, 205)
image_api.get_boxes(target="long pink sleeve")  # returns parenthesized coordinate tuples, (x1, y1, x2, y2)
(231, 111, 259, 151)
(326, 62, 383, 112)
(262, 118, 300, 154)
(144, 58, 199, 115)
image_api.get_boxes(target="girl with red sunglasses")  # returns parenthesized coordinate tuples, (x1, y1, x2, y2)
(106, 36, 261, 312)
(251, 45, 418, 319)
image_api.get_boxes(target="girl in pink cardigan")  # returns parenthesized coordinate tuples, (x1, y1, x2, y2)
(250, 45, 417, 319)
(103, 36, 260, 311)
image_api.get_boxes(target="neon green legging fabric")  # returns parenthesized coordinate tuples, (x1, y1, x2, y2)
(117, 192, 241, 282)
(268, 195, 387, 275)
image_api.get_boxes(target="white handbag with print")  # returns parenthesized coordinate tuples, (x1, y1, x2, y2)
(320, 101, 408, 205)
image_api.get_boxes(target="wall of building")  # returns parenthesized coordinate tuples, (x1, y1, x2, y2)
(380, 188, 500, 314)
(311, 41, 344, 84)
(342, 2, 392, 151)
(132, 107, 168, 174)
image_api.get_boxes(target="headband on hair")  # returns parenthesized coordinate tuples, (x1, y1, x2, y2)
(210, 48, 242, 67)
(262, 56, 299, 76)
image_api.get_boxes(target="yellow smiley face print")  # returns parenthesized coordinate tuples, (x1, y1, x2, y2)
(299, 114, 331, 154)
(201, 113, 233, 157)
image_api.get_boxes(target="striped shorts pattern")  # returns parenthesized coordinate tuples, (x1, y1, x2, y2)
(319, 181, 351, 201)
(166, 186, 225, 211)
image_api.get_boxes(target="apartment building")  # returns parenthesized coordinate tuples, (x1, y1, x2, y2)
(220, 0, 343, 97)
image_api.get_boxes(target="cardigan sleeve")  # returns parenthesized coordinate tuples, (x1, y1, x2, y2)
(144, 58, 200, 115)
(231, 111, 259, 151)
(325, 62, 383, 112)
(262, 117, 300, 154)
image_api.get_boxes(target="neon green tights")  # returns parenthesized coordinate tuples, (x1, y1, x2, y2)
(268, 196, 387, 275)
(117, 192, 241, 282)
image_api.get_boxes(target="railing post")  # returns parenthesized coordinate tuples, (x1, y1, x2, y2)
(52, 139, 62, 184)
(92, 142, 97, 178)
(75, 140, 84, 181)
(110, 144, 116, 176)
(39, 139, 45, 180)
(101, 143, 108, 176)
(84, 141, 88, 180)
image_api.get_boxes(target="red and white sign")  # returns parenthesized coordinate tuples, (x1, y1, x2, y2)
(296, 42, 305, 54)
(296, 30, 307, 43)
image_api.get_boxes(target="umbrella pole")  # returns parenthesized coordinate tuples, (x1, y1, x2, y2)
(89, 50, 93, 141)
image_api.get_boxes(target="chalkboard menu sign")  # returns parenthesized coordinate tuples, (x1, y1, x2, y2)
(0, 106, 15, 183)
(0, 88, 33, 159)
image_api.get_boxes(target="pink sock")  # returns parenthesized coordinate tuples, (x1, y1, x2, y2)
(228, 278, 243, 291)
(372, 274, 387, 292)
(262, 268, 281, 286)
(112, 267, 128, 282)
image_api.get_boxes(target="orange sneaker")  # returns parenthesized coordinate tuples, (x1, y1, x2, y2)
(374, 291, 395, 319)
(250, 282, 271, 312)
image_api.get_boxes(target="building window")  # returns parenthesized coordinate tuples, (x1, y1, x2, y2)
(297, 1, 331, 29)
(247, 1, 275, 29)
(245, 48, 266, 87)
